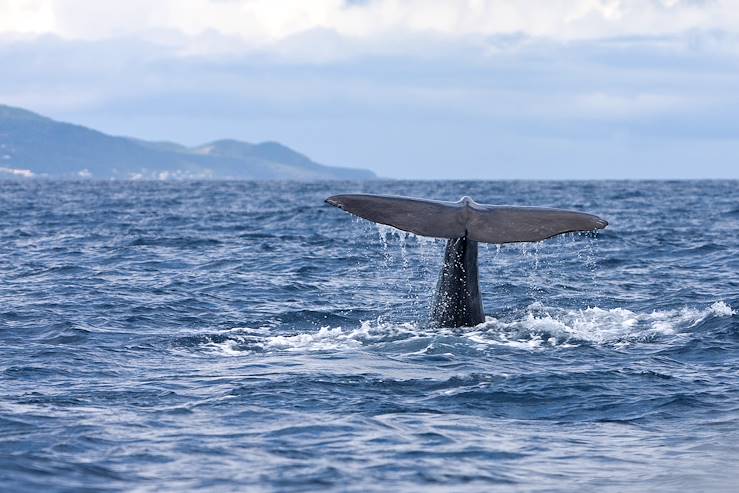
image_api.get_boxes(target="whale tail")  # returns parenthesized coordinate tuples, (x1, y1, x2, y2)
(325, 194, 607, 244)
(326, 193, 608, 327)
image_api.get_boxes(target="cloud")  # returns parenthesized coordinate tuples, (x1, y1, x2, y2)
(1, 1, 738, 178)
(2, 0, 739, 51)
(4, 29, 733, 121)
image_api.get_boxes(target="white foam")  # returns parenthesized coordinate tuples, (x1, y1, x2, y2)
(265, 326, 362, 351)
(207, 339, 246, 356)
(198, 302, 734, 356)
(467, 301, 735, 349)
(709, 301, 735, 317)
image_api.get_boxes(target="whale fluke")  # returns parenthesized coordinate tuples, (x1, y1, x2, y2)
(326, 193, 607, 327)
(325, 194, 607, 244)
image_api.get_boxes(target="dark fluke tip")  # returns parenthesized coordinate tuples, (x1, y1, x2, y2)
(325, 196, 343, 208)
(594, 218, 608, 229)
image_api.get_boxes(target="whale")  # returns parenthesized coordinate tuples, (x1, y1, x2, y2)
(326, 194, 608, 328)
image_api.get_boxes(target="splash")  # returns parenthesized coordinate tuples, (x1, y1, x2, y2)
(371, 223, 445, 320)
(192, 301, 734, 357)
(469, 301, 735, 349)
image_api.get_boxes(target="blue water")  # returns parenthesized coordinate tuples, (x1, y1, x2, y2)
(1, 180, 737, 492)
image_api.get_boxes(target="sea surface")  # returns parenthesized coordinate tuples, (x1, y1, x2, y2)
(1, 180, 737, 492)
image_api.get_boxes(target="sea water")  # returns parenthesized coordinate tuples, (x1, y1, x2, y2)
(0, 180, 737, 492)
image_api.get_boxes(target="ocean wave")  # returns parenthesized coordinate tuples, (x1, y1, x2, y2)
(189, 301, 735, 356)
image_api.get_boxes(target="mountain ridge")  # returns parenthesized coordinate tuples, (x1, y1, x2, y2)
(0, 104, 376, 180)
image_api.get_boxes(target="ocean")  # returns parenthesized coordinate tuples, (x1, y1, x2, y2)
(1, 179, 737, 492)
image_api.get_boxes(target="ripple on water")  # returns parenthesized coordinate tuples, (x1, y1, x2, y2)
(1, 180, 738, 493)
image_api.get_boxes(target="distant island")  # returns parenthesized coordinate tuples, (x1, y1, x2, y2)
(0, 104, 376, 180)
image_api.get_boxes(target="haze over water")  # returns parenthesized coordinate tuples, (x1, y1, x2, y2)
(1, 179, 737, 492)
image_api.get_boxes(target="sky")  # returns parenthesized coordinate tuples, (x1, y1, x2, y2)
(1, 0, 739, 179)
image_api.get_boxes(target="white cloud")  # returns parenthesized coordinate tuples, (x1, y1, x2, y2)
(1, 0, 739, 52)
(0, 0, 55, 34)
(573, 92, 689, 119)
